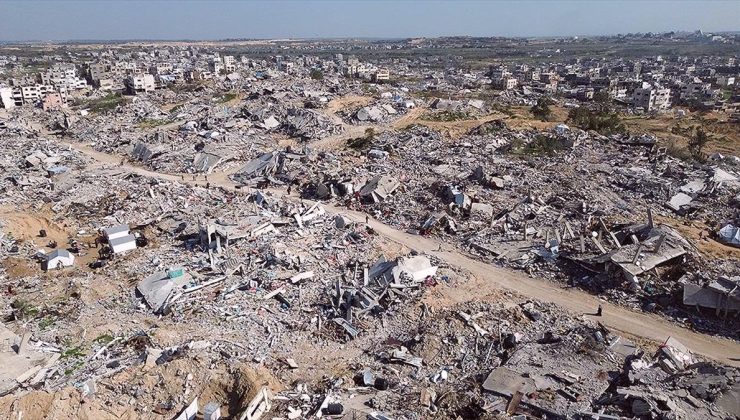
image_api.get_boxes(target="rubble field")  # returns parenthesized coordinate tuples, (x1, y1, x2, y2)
(1, 40, 739, 420)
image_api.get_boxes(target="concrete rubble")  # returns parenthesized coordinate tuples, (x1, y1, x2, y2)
(294, 122, 739, 336)
(0, 37, 738, 420)
(1, 120, 736, 416)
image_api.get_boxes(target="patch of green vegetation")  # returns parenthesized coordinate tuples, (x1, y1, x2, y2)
(360, 84, 378, 95)
(567, 107, 627, 135)
(593, 91, 612, 108)
(309, 69, 323, 80)
(79, 94, 129, 114)
(52, 293, 72, 305)
(138, 118, 168, 129)
(347, 136, 371, 150)
(170, 82, 206, 94)
(10, 298, 38, 320)
(93, 334, 115, 345)
(216, 92, 238, 103)
(414, 90, 453, 100)
(688, 127, 710, 162)
(61, 346, 86, 359)
(169, 104, 184, 114)
(491, 103, 515, 118)
(509, 138, 524, 149)
(421, 110, 471, 122)
(470, 120, 507, 135)
(670, 124, 694, 136)
(530, 96, 553, 121)
(38, 316, 55, 331)
(509, 135, 567, 157)
(64, 360, 85, 376)
(400, 123, 424, 132)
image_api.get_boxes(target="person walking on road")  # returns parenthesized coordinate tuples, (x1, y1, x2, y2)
(596, 304, 603, 317)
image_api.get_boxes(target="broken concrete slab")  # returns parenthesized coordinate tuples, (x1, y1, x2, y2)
(359, 175, 400, 203)
(136, 267, 192, 313)
(391, 255, 438, 283)
(666, 192, 693, 212)
(607, 225, 688, 279)
(470, 202, 494, 218)
(660, 337, 695, 372)
(482, 367, 536, 397)
(0, 324, 59, 396)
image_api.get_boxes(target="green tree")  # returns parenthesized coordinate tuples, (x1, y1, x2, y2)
(310, 69, 324, 80)
(567, 107, 592, 128)
(687, 127, 710, 161)
(567, 106, 626, 135)
(593, 90, 611, 112)
(530, 96, 553, 121)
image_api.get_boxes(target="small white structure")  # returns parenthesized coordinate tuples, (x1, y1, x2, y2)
(44, 249, 74, 271)
(103, 224, 130, 241)
(103, 224, 137, 254)
(110, 234, 137, 254)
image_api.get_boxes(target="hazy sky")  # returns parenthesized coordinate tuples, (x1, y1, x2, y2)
(0, 0, 738, 41)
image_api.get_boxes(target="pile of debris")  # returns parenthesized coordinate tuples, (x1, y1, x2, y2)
(242, 101, 343, 140)
(293, 122, 739, 334)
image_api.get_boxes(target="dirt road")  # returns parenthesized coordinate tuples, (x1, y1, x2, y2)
(54, 138, 740, 367)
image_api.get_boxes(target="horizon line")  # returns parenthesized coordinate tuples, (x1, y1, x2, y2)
(1, 29, 738, 45)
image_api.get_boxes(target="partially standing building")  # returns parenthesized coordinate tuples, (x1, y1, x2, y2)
(632, 83, 671, 111)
